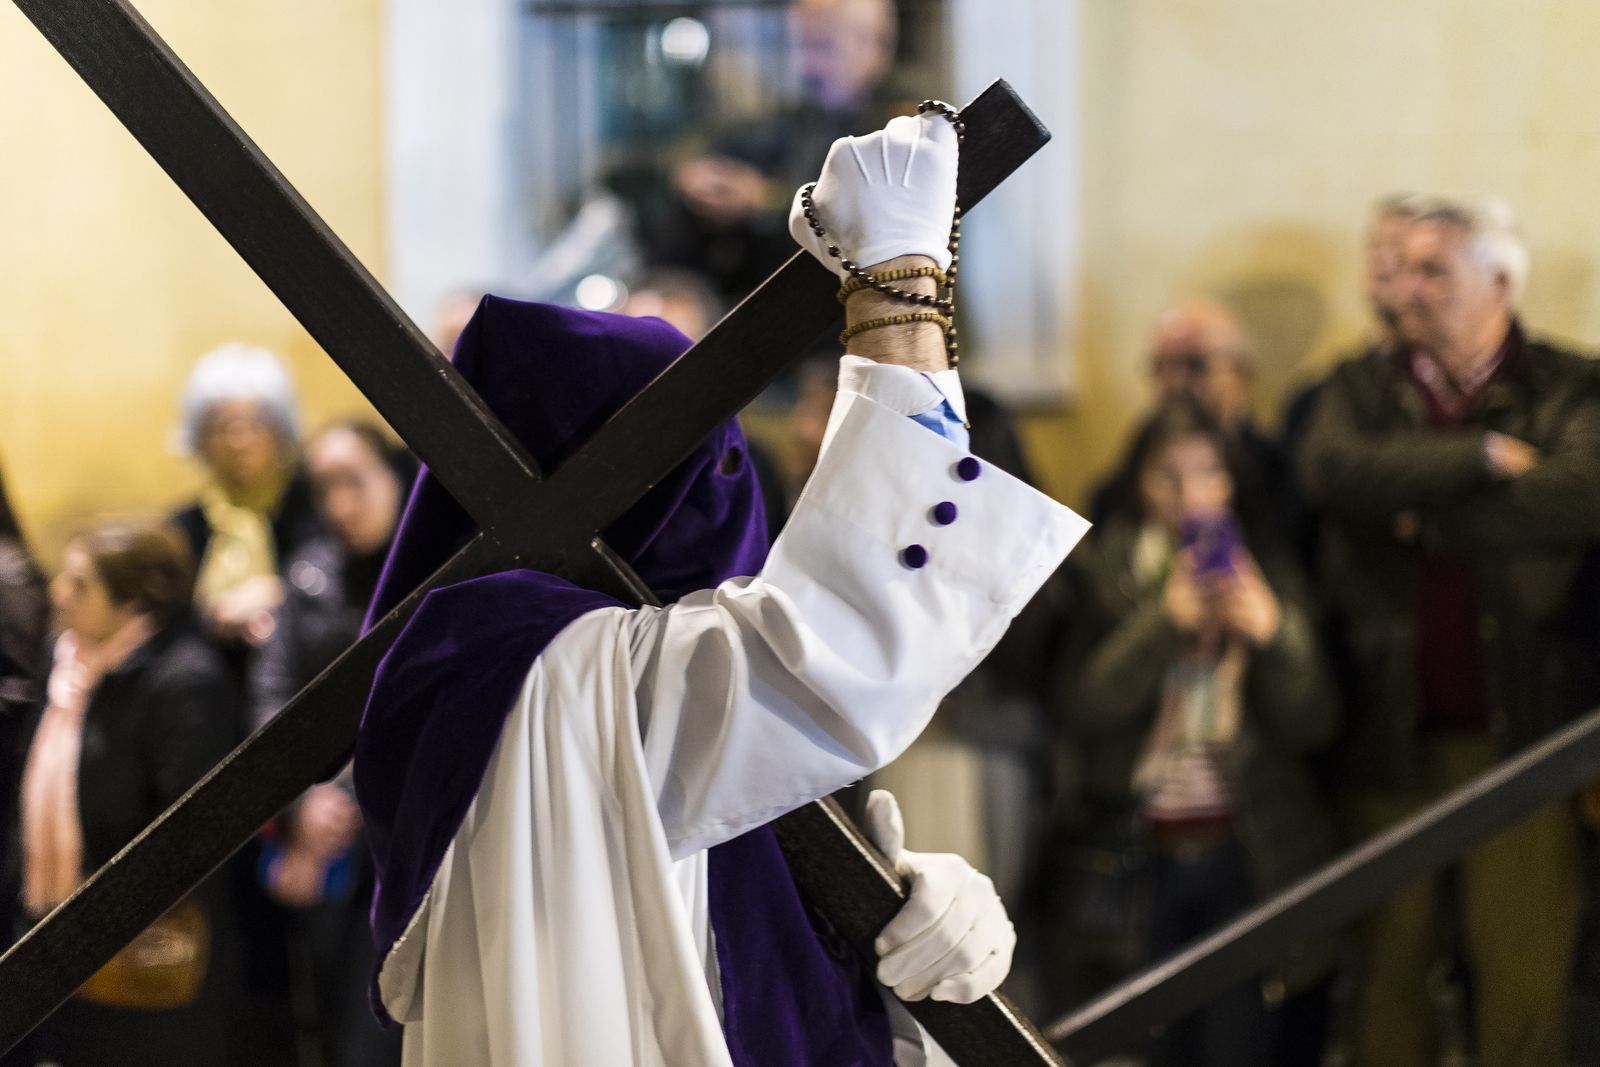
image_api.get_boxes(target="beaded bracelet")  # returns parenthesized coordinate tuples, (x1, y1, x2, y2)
(836, 266, 947, 305)
(800, 99, 965, 367)
(838, 311, 953, 348)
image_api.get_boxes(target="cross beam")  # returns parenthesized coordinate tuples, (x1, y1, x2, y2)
(1045, 705, 1600, 1063)
(2, 2, 1063, 1062)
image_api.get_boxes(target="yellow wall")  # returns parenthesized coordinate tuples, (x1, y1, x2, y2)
(1024, 0, 1600, 511)
(0, 0, 385, 565)
(9, 0, 1600, 554)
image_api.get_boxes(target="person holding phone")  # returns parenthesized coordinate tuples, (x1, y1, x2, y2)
(1049, 395, 1337, 1067)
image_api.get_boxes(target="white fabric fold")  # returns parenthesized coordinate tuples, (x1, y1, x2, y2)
(384, 369, 1088, 1066)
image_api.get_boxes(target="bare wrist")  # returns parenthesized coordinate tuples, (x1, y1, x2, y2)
(842, 255, 949, 372)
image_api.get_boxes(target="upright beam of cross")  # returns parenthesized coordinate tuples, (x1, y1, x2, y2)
(1, 2, 1065, 1063)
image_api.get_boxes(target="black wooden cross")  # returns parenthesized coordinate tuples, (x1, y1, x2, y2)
(1, 1, 1066, 1063)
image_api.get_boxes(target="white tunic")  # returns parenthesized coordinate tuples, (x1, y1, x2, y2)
(379, 361, 1088, 1066)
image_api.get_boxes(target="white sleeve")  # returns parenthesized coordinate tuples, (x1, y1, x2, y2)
(629, 364, 1089, 859)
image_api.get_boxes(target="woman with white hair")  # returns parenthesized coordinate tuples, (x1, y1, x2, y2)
(167, 344, 314, 1064)
(170, 343, 323, 655)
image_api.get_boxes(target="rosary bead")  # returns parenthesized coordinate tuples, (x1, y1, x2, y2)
(809, 105, 963, 367)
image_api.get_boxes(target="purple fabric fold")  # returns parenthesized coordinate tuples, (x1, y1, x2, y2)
(355, 567, 621, 1026)
(712, 828, 895, 1066)
(353, 297, 892, 1064)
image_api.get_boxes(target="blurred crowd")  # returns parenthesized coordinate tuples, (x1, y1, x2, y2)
(1, 342, 417, 1066)
(4, 197, 1598, 1067)
(5, 1, 1600, 1066)
(1027, 193, 1600, 1067)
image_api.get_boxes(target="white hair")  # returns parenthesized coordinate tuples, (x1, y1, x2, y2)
(179, 343, 300, 454)
(1371, 192, 1421, 224)
(1405, 193, 1530, 305)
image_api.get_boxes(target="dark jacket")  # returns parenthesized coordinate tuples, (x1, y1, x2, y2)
(1056, 521, 1338, 884)
(1052, 519, 1338, 990)
(249, 536, 385, 731)
(610, 96, 899, 301)
(0, 540, 47, 716)
(1299, 330, 1600, 788)
(68, 621, 240, 871)
(14, 617, 252, 1067)
(247, 536, 405, 1066)
(0, 538, 47, 953)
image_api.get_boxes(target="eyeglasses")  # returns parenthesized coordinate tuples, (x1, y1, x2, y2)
(203, 413, 275, 439)
(1151, 351, 1210, 379)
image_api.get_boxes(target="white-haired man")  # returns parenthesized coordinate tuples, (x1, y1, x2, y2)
(1365, 194, 1425, 351)
(1300, 196, 1600, 1066)
(1282, 195, 1427, 567)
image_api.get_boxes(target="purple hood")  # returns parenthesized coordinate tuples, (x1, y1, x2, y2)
(353, 297, 892, 1064)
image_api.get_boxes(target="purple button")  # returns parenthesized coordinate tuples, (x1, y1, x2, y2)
(955, 456, 982, 482)
(900, 544, 929, 569)
(931, 500, 958, 526)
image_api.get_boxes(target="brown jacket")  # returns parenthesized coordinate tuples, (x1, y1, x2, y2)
(1299, 330, 1600, 788)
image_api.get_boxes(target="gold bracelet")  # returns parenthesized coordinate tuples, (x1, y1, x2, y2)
(838, 312, 953, 347)
(835, 266, 948, 305)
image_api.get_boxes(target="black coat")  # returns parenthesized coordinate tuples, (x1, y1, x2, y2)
(246, 535, 404, 1066)
(69, 621, 239, 870)
(1299, 332, 1600, 785)
(14, 618, 260, 1067)
(0, 539, 47, 957)
(249, 536, 384, 731)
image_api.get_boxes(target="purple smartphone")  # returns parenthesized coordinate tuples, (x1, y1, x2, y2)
(1180, 514, 1240, 576)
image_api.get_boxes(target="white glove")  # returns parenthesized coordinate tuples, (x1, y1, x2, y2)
(863, 788, 1016, 1004)
(789, 113, 958, 280)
